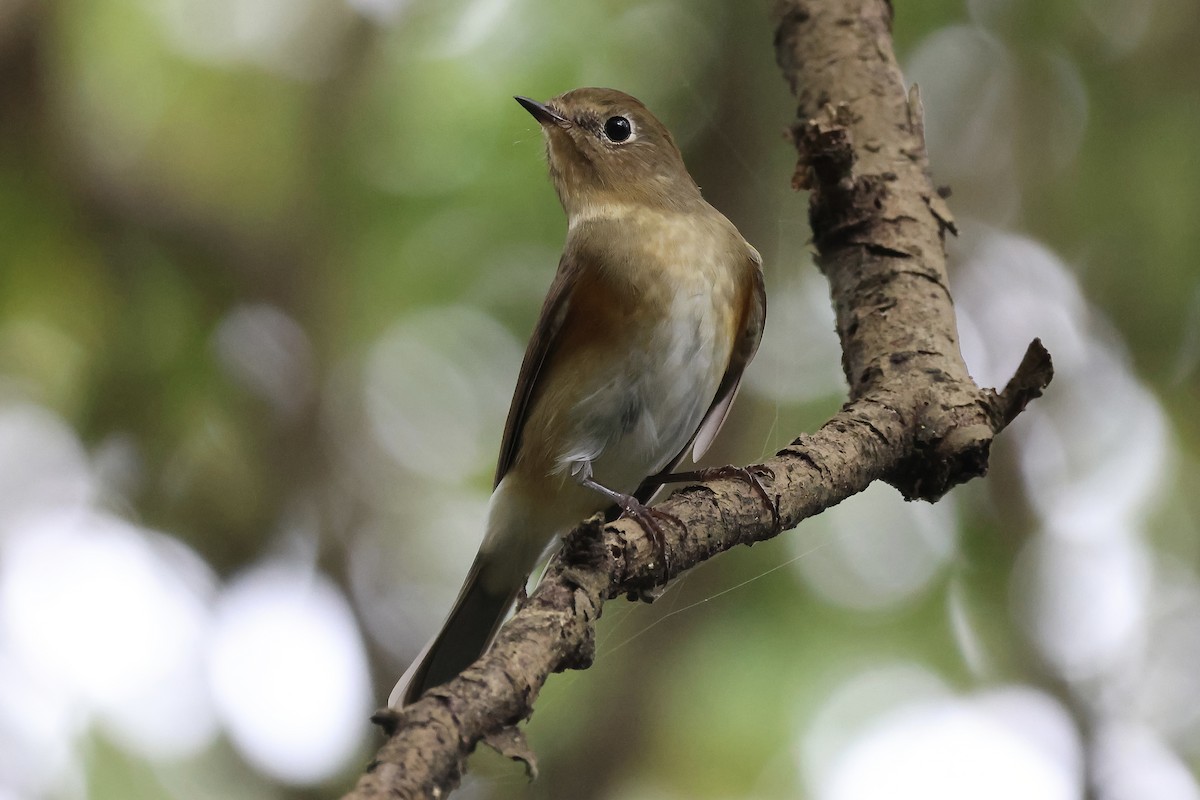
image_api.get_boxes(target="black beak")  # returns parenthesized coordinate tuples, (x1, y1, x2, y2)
(515, 96, 569, 127)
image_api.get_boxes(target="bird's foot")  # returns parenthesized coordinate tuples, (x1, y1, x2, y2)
(660, 464, 781, 532)
(579, 476, 683, 579)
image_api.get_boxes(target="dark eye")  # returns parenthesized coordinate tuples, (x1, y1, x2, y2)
(603, 116, 632, 143)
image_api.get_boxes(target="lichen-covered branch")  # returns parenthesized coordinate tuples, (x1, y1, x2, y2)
(341, 1, 1053, 797)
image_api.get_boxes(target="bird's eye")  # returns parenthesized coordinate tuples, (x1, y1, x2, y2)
(603, 116, 632, 143)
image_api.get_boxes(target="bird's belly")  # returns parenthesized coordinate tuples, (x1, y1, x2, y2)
(555, 287, 729, 493)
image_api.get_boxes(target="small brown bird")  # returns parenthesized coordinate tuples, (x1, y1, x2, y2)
(390, 88, 765, 707)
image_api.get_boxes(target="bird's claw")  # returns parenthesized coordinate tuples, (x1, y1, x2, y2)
(666, 464, 781, 532)
(618, 499, 683, 580)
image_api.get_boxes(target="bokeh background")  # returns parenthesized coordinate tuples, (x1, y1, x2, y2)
(0, 0, 1197, 797)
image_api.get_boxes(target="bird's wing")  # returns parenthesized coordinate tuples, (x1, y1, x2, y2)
(493, 252, 579, 487)
(691, 248, 767, 461)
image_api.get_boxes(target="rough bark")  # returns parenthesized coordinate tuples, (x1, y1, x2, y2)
(341, 1, 1054, 797)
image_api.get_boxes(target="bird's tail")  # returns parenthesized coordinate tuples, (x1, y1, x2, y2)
(388, 553, 521, 708)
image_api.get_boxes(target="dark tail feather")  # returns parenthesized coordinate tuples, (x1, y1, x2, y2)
(389, 556, 519, 707)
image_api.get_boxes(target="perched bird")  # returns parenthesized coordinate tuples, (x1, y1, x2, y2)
(389, 88, 766, 708)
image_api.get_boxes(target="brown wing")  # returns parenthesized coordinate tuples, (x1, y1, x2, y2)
(493, 252, 580, 488)
(634, 248, 766, 502)
(691, 249, 767, 461)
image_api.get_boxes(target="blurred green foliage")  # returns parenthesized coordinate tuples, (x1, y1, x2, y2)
(2, 0, 1199, 798)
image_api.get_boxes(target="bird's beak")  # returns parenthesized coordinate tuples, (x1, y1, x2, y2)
(515, 96, 570, 128)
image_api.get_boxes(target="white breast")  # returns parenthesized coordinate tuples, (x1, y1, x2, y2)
(553, 211, 736, 493)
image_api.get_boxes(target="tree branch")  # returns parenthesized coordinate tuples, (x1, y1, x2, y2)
(341, 1, 1053, 797)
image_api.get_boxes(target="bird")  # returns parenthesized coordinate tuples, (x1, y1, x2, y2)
(389, 87, 766, 708)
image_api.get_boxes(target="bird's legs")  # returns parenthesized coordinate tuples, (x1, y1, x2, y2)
(578, 475, 683, 577)
(654, 464, 781, 531)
